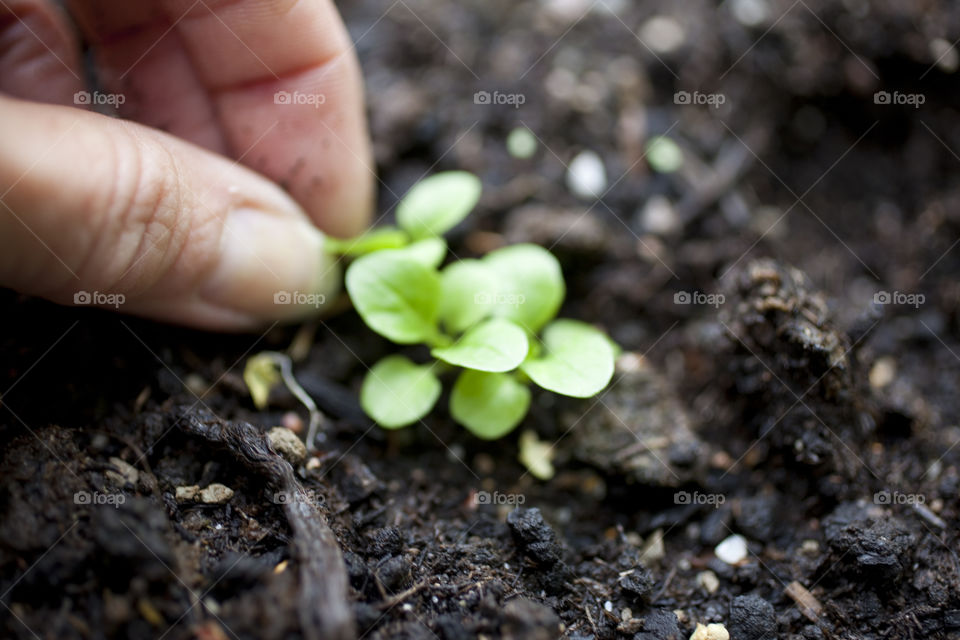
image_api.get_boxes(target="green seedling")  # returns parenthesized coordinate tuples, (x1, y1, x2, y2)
(331, 171, 617, 439)
(245, 171, 617, 442)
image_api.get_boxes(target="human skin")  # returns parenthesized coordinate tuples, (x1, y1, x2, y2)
(0, 0, 374, 329)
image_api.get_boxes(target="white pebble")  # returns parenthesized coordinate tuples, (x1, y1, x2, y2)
(696, 570, 719, 594)
(930, 38, 959, 73)
(639, 16, 686, 54)
(640, 195, 680, 235)
(715, 534, 748, 565)
(690, 622, 730, 640)
(603, 600, 613, 612)
(731, 0, 768, 26)
(566, 151, 607, 199)
(199, 483, 234, 504)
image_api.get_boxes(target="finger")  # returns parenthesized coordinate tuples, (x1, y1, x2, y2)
(68, 0, 374, 238)
(0, 0, 84, 104)
(0, 95, 341, 330)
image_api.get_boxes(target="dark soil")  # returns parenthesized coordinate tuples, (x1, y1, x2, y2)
(4, 1, 960, 638)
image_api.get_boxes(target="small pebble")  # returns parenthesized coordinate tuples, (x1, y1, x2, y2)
(640, 195, 680, 235)
(800, 539, 820, 555)
(641, 528, 666, 562)
(869, 357, 895, 388)
(566, 150, 607, 199)
(199, 483, 234, 504)
(690, 622, 730, 640)
(715, 534, 748, 565)
(604, 600, 613, 612)
(930, 37, 959, 73)
(175, 485, 200, 502)
(730, 0, 768, 26)
(281, 411, 304, 434)
(696, 570, 719, 594)
(268, 426, 307, 465)
(106, 457, 139, 487)
(638, 16, 686, 54)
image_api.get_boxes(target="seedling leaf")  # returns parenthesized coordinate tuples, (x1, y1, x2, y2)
(518, 430, 555, 480)
(399, 237, 447, 269)
(438, 259, 498, 333)
(396, 171, 482, 239)
(521, 319, 615, 397)
(432, 318, 529, 372)
(450, 369, 530, 439)
(483, 243, 564, 332)
(345, 251, 441, 344)
(326, 226, 409, 256)
(244, 353, 280, 410)
(361, 355, 441, 428)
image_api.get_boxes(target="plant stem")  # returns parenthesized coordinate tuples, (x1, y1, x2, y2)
(262, 351, 324, 453)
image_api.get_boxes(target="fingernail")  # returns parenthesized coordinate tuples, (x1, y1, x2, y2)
(201, 208, 341, 320)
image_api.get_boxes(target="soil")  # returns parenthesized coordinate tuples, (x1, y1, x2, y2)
(3, 1, 960, 639)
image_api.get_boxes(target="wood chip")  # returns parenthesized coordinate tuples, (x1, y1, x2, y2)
(785, 580, 823, 622)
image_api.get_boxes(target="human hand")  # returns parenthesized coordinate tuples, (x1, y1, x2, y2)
(0, 0, 373, 329)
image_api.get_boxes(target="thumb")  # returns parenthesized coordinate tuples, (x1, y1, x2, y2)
(0, 95, 341, 330)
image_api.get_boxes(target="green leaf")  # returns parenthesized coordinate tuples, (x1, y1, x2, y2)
(483, 244, 565, 332)
(396, 171, 482, 239)
(325, 226, 410, 256)
(450, 369, 530, 439)
(361, 355, 441, 428)
(345, 251, 441, 344)
(438, 260, 498, 333)
(432, 318, 529, 372)
(521, 319, 615, 397)
(243, 353, 280, 410)
(399, 237, 447, 269)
